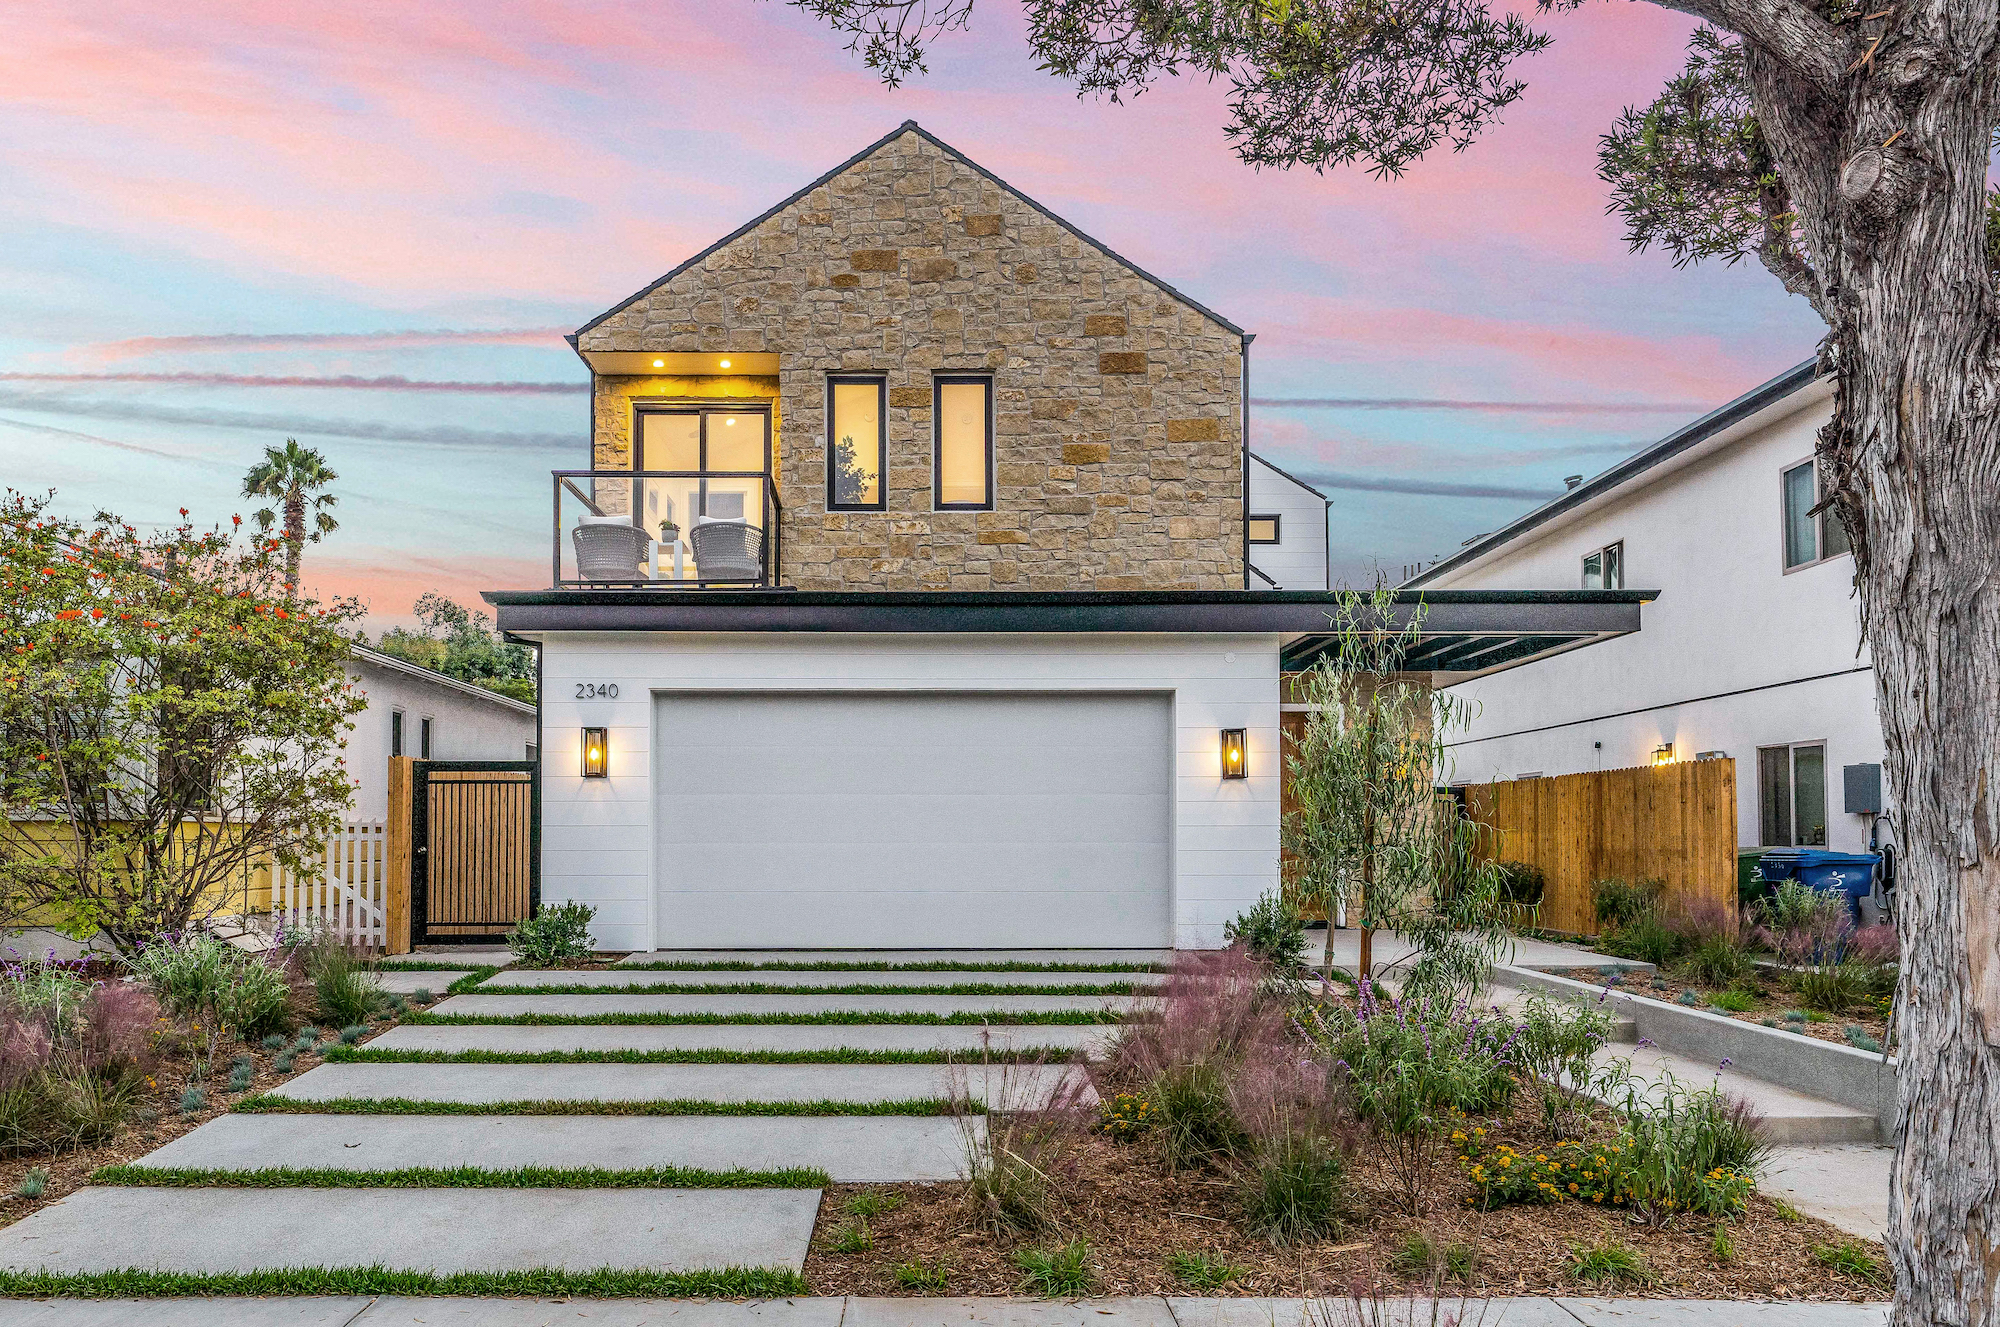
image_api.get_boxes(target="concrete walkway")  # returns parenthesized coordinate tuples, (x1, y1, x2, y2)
(366, 1022, 1114, 1056)
(430, 992, 1143, 1018)
(617, 949, 1175, 967)
(484, 968, 1153, 989)
(0, 1296, 1892, 1326)
(1763, 1144, 1893, 1239)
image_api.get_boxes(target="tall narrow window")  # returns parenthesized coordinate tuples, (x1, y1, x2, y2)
(1782, 461, 1818, 568)
(1581, 541, 1623, 589)
(390, 709, 404, 758)
(419, 716, 433, 760)
(1758, 742, 1828, 846)
(933, 376, 993, 509)
(827, 376, 885, 511)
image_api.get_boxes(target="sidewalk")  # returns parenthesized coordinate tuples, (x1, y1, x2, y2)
(0, 1294, 1893, 1326)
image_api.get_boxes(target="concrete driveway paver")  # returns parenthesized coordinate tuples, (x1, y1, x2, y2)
(372, 970, 469, 995)
(0, 1299, 374, 1327)
(616, 950, 1175, 968)
(268, 1061, 1089, 1108)
(0, 1187, 819, 1274)
(1555, 1300, 1889, 1325)
(844, 1298, 1180, 1327)
(367, 1022, 1114, 1056)
(1168, 1298, 1584, 1327)
(352, 1298, 847, 1326)
(135, 1112, 976, 1182)
(484, 969, 1154, 990)
(431, 993, 1143, 1019)
(1761, 1144, 1893, 1239)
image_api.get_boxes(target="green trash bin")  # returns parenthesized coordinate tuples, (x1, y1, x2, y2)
(1737, 847, 1772, 910)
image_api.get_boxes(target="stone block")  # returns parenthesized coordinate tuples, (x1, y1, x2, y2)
(1013, 263, 1039, 283)
(1166, 417, 1221, 443)
(1045, 496, 1094, 516)
(888, 387, 930, 408)
(911, 258, 959, 282)
(1031, 399, 1080, 421)
(1063, 443, 1112, 465)
(1084, 314, 1128, 336)
(830, 273, 860, 289)
(850, 249, 899, 272)
(963, 214, 1004, 236)
(1099, 352, 1147, 374)
(977, 530, 1030, 545)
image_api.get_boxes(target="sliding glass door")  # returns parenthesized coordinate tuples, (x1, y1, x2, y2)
(634, 405, 771, 580)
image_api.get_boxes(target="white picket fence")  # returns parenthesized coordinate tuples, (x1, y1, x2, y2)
(272, 822, 387, 950)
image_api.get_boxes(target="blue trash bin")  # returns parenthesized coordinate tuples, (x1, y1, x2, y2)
(1760, 848, 1879, 921)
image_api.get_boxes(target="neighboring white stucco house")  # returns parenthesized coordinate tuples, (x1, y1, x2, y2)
(1247, 454, 1330, 590)
(1406, 362, 1890, 856)
(344, 645, 539, 822)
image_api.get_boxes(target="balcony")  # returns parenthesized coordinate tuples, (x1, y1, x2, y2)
(551, 470, 783, 589)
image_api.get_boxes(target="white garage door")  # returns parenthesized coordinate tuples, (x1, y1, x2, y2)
(654, 691, 1173, 949)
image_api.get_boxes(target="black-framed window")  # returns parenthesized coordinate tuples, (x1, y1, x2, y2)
(390, 709, 404, 758)
(419, 716, 433, 760)
(1248, 514, 1281, 544)
(1781, 459, 1852, 570)
(1758, 741, 1828, 846)
(632, 403, 773, 532)
(1581, 541, 1623, 589)
(933, 375, 994, 510)
(827, 375, 886, 511)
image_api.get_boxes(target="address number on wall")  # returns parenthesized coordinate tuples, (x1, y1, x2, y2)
(574, 683, 621, 699)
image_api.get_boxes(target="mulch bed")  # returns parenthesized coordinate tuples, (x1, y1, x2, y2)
(1557, 967, 1890, 1047)
(804, 1090, 1888, 1301)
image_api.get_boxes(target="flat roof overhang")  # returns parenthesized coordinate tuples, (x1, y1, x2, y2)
(485, 589, 1652, 683)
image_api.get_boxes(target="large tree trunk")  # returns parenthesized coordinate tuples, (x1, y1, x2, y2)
(1744, 15, 2000, 1322)
(283, 490, 304, 590)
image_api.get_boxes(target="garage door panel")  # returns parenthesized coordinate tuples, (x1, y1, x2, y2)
(655, 692, 1172, 949)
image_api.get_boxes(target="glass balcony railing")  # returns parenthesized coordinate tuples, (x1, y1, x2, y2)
(551, 470, 783, 588)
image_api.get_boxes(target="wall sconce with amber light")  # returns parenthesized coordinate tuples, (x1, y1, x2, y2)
(1652, 742, 1675, 767)
(1221, 728, 1248, 780)
(582, 727, 609, 778)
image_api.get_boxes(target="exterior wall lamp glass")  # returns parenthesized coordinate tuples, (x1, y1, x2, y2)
(1652, 742, 1675, 766)
(582, 727, 609, 778)
(1221, 728, 1248, 780)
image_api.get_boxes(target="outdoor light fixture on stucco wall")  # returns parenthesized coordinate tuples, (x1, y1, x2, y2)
(1221, 728, 1247, 779)
(1652, 742, 1675, 766)
(583, 727, 609, 778)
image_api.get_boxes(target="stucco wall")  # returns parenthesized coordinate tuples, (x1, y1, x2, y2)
(344, 656, 539, 822)
(577, 125, 1246, 591)
(535, 632, 1281, 952)
(1429, 387, 1887, 852)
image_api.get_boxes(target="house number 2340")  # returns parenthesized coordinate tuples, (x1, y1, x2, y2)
(574, 683, 620, 699)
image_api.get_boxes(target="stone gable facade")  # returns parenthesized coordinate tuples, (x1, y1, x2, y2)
(577, 124, 1245, 591)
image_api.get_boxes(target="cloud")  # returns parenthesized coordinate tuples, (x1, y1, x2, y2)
(74, 329, 572, 363)
(0, 414, 207, 462)
(1253, 397, 1707, 415)
(0, 389, 577, 452)
(1295, 471, 1557, 501)
(3, 371, 586, 394)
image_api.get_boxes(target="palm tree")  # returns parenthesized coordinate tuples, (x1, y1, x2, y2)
(241, 439, 339, 589)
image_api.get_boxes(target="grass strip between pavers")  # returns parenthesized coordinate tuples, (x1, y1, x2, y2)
(614, 959, 1170, 973)
(372, 961, 499, 972)
(324, 1045, 1083, 1066)
(408, 1009, 1123, 1026)
(233, 1093, 982, 1117)
(91, 1163, 830, 1189)
(445, 965, 503, 994)
(0, 1266, 806, 1300)
(479, 980, 1151, 996)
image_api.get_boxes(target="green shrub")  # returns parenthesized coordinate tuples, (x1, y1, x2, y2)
(1683, 934, 1756, 988)
(1795, 962, 1873, 1013)
(1389, 1231, 1474, 1282)
(961, 1091, 1075, 1234)
(1710, 1222, 1735, 1263)
(310, 952, 382, 1029)
(1097, 1091, 1154, 1142)
(226, 1062, 254, 1093)
(1512, 990, 1616, 1138)
(1812, 1239, 1888, 1284)
(508, 902, 598, 966)
(1592, 878, 1664, 932)
(0, 1066, 146, 1153)
(337, 1024, 367, 1046)
(1566, 1239, 1649, 1287)
(177, 1084, 205, 1114)
(14, 1167, 47, 1199)
(1167, 1250, 1246, 1290)
(845, 1191, 903, 1219)
(893, 1258, 949, 1291)
(1150, 1060, 1249, 1169)
(829, 1220, 872, 1253)
(1015, 1240, 1096, 1296)
(1236, 1128, 1347, 1246)
(1223, 892, 1309, 973)
(131, 934, 294, 1039)
(1494, 861, 1546, 907)
(1711, 989, 1756, 1013)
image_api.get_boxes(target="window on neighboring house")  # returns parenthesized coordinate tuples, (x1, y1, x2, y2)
(827, 375, 886, 511)
(933, 376, 993, 509)
(419, 716, 434, 760)
(1581, 541, 1623, 589)
(1758, 741, 1828, 846)
(1782, 459, 1853, 569)
(1248, 514, 1281, 544)
(390, 709, 404, 758)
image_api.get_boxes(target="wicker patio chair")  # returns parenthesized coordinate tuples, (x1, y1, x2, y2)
(689, 517, 765, 583)
(571, 515, 652, 582)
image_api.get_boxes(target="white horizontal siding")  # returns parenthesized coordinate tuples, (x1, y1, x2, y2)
(1248, 456, 1329, 590)
(537, 632, 1282, 951)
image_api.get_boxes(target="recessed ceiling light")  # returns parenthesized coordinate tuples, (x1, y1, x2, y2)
(719, 358, 732, 369)
(652, 359, 664, 368)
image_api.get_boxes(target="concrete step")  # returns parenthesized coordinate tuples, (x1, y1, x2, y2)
(431, 992, 1140, 1019)
(369, 1022, 1114, 1057)
(0, 1186, 817, 1274)
(481, 968, 1151, 990)
(1481, 988, 1638, 1043)
(133, 1111, 973, 1183)
(268, 1061, 1089, 1108)
(616, 949, 1173, 968)
(1592, 1046, 1879, 1144)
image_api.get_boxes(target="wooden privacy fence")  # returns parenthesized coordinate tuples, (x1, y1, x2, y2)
(270, 821, 388, 950)
(1459, 759, 1738, 935)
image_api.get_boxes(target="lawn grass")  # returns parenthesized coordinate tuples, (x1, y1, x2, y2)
(473, 981, 1151, 996)
(92, 1163, 829, 1189)
(445, 966, 503, 994)
(323, 1045, 1080, 1066)
(233, 1093, 980, 1117)
(0, 1266, 805, 1299)
(408, 1010, 1123, 1027)
(614, 959, 1169, 973)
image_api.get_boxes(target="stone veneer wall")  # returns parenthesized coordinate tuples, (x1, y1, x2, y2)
(578, 127, 1244, 591)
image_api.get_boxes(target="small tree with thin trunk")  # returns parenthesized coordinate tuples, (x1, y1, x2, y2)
(241, 439, 339, 593)
(1284, 586, 1509, 1001)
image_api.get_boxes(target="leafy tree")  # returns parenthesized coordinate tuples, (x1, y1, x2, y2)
(240, 439, 339, 591)
(795, 6, 2000, 1315)
(368, 592, 536, 704)
(1283, 586, 1509, 1001)
(0, 491, 365, 953)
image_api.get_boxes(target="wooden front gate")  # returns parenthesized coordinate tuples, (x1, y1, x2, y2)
(411, 760, 540, 945)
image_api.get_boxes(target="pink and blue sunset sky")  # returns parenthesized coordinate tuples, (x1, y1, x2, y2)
(0, 0, 1824, 624)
